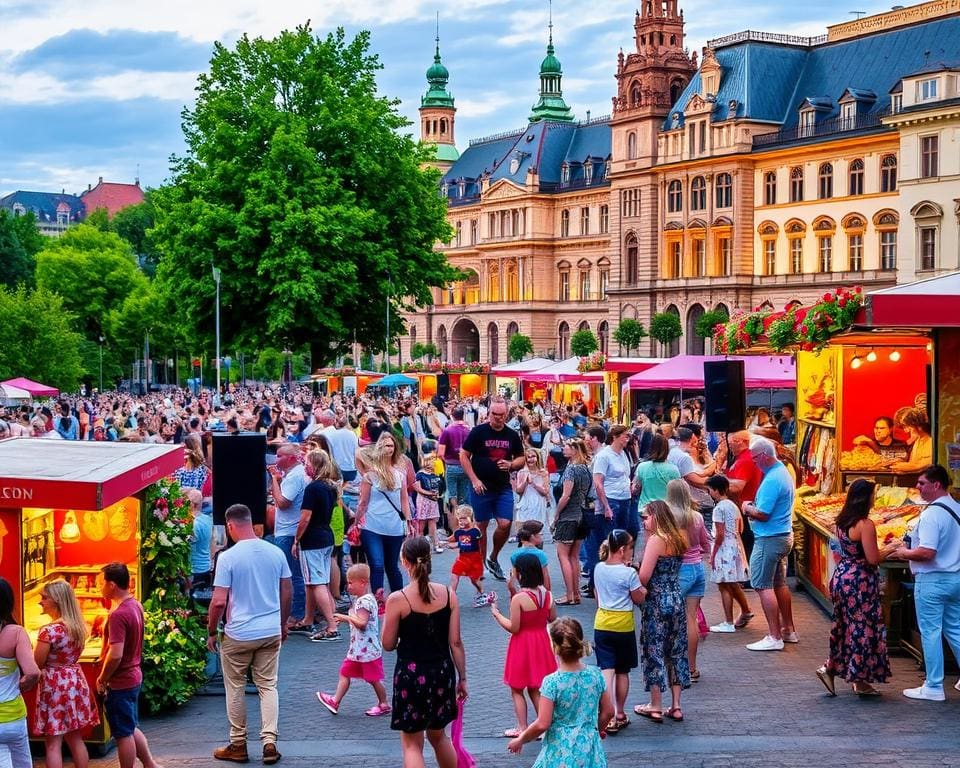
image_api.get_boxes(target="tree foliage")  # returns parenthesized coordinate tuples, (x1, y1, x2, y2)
(695, 308, 729, 339)
(410, 342, 439, 361)
(0, 211, 32, 289)
(0, 286, 84, 390)
(152, 25, 456, 366)
(508, 334, 534, 362)
(570, 329, 599, 358)
(613, 319, 648, 356)
(9, 212, 45, 261)
(650, 312, 683, 351)
(113, 195, 158, 273)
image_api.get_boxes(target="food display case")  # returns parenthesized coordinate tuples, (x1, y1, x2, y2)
(0, 439, 182, 748)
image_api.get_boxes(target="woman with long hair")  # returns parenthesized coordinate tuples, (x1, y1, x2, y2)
(552, 439, 593, 606)
(665, 479, 711, 682)
(817, 479, 896, 696)
(34, 580, 99, 768)
(382, 537, 467, 768)
(355, 432, 414, 595)
(634, 500, 690, 723)
(0, 577, 40, 768)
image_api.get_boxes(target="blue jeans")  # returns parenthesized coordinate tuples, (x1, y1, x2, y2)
(914, 571, 960, 689)
(272, 536, 305, 621)
(584, 511, 613, 592)
(360, 529, 405, 594)
(608, 498, 631, 531)
(627, 496, 641, 542)
(444, 464, 470, 506)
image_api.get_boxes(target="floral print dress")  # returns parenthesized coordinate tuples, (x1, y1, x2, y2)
(639, 554, 691, 692)
(825, 526, 891, 683)
(34, 622, 99, 735)
(532, 665, 607, 768)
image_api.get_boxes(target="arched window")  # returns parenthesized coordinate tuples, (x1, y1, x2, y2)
(790, 166, 804, 202)
(814, 217, 836, 273)
(686, 304, 705, 355)
(881, 154, 898, 193)
(843, 214, 866, 272)
(690, 176, 706, 210)
(630, 84, 641, 106)
(506, 321, 519, 339)
(578, 321, 590, 332)
(557, 260, 571, 301)
(764, 171, 777, 205)
(487, 323, 500, 365)
(558, 322, 570, 359)
(667, 180, 682, 212)
(785, 220, 806, 274)
(598, 321, 609, 355)
(440, 118, 447, 135)
(624, 234, 638, 285)
(715, 172, 732, 208)
(664, 305, 681, 357)
(670, 80, 684, 105)
(848, 159, 864, 196)
(875, 210, 899, 270)
(560, 209, 570, 237)
(627, 132, 637, 160)
(438, 325, 448, 361)
(818, 163, 833, 199)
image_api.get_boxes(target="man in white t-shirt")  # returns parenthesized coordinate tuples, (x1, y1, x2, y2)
(326, 414, 360, 482)
(208, 504, 291, 765)
(894, 464, 960, 701)
(268, 444, 308, 628)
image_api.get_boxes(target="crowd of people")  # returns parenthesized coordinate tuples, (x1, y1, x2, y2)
(1, 383, 957, 768)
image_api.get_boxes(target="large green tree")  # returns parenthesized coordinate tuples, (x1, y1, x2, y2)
(0, 286, 84, 390)
(613, 319, 647, 356)
(0, 211, 33, 288)
(570, 329, 599, 358)
(10, 212, 45, 261)
(507, 334, 534, 362)
(113, 195, 158, 274)
(650, 312, 683, 355)
(153, 25, 456, 365)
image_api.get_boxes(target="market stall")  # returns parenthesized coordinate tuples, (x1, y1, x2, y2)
(516, 357, 605, 410)
(399, 363, 490, 400)
(601, 357, 661, 422)
(491, 358, 554, 400)
(0, 377, 59, 398)
(0, 383, 32, 405)
(311, 368, 383, 396)
(0, 439, 183, 747)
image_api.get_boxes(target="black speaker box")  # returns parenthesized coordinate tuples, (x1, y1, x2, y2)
(436, 373, 450, 399)
(212, 432, 267, 525)
(704, 360, 746, 433)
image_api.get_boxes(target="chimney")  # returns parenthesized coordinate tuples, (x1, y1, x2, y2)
(88, 183, 92, 191)
(98, 176, 103, 185)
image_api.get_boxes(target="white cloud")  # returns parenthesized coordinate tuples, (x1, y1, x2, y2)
(0, 69, 196, 105)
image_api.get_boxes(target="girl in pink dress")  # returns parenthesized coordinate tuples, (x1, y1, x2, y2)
(34, 579, 99, 768)
(490, 552, 557, 738)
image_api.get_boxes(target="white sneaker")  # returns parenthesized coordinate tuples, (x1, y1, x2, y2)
(710, 622, 736, 633)
(782, 630, 800, 644)
(746, 635, 784, 651)
(903, 684, 945, 701)
(955, 679, 960, 692)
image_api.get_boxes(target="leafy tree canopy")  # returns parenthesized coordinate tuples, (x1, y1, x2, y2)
(0, 211, 32, 289)
(153, 25, 456, 365)
(10, 211, 46, 260)
(507, 334, 534, 362)
(570, 329, 599, 358)
(613, 319, 647, 356)
(0, 286, 84, 391)
(695, 307, 729, 339)
(113, 194, 158, 273)
(85, 208, 112, 232)
(34, 224, 146, 338)
(650, 312, 683, 346)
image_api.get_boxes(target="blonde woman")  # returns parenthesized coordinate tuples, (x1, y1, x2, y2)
(34, 580, 99, 768)
(553, 439, 592, 606)
(355, 433, 414, 595)
(174, 432, 210, 492)
(665, 480, 711, 683)
(513, 449, 551, 533)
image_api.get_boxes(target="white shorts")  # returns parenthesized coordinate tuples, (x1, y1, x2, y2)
(299, 546, 334, 585)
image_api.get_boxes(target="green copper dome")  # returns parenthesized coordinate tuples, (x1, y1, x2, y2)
(529, 34, 573, 123)
(540, 42, 562, 75)
(426, 51, 449, 84)
(421, 41, 455, 109)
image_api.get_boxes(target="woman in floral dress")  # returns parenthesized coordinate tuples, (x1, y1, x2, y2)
(817, 479, 897, 696)
(634, 500, 691, 722)
(34, 579, 99, 768)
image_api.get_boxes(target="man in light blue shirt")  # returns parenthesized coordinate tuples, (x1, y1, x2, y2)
(55, 401, 79, 440)
(742, 436, 797, 652)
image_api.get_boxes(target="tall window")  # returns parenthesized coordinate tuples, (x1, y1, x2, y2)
(764, 171, 777, 205)
(579, 268, 591, 299)
(561, 164, 570, 184)
(848, 233, 863, 271)
(920, 227, 937, 270)
(560, 209, 570, 237)
(880, 231, 897, 270)
(880, 155, 898, 192)
(799, 110, 815, 137)
(599, 205, 609, 233)
(691, 176, 706, 211)
(559, 271, 570, 302)
(667, 180, 682, 213)
(584, 161, 593, 185)
(698, 121, 707, 154)
(715, 173, 732, 208)
(455, 220, 462, 247)
(668, 241, 682, 278)
(580, 207, 590, 236)
(790, 238, 803, 274)
(470, 219, 478, 244)
(558, 322, 570, 359)
(818, 236, 833, 272)
(627, 132, 637, 160)
(921, 135, 939, 178)
(622, 189, 640, 218)
(848, 159, 864, 196)
(625, 235, 638, 285)
(693, 239, 706, 276)
(764, 240, 776, 275)
(599, 265, 609, 297)
(790, 166, 804, 202)
(818, 163, 833, 199)
(719, 237, 732, 275)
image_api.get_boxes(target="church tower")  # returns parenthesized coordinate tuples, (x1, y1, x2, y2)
(611, 0, 696, 163)
(419, 32, 459, 171)
(528, 11, 574, 123)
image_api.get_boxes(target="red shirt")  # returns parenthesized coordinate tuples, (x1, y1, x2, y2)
(727, 451, 762, 505)
(105, 597, 144, 690)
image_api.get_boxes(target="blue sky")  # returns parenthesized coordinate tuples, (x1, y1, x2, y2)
(0, 0, 900, 196)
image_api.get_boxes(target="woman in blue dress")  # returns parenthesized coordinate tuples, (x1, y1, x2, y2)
(508, 617, 613, 767)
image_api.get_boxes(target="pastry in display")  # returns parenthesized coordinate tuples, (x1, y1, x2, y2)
(82, 510, 108, 542)
(841, 446, 887, 471)
(108, 503, 134, 541)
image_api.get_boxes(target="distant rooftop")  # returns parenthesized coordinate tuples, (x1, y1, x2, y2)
(707, 30, 827, 50)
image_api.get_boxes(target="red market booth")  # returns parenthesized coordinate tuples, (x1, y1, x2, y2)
(0, 439, 182, 748)
(491, 358, 554, 400)
(602, 357, 661, 422)
(401, 364, 490, 399)
(517, 357, 605, 411)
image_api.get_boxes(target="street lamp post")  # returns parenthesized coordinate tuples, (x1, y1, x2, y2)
(98, 335, 105, 392)
(385, 276, 391, 374)
(212, 266, 222, 402)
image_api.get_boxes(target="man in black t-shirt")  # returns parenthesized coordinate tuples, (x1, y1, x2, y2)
(459, 399, 525, 580)
(292, 474, 338, 642)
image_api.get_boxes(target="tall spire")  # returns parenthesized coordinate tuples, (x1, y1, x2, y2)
(422, 22, 454, 109)
(529, 0, 574, 122)
(419, 18, 458, 167)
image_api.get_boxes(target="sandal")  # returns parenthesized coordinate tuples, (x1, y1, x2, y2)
(615, 714, 629, 729)
(502, 728, 522, 738)
(734, 612, 754, 629)
(853, 683, 880, 697)
(555, 597, 581, 606)
(666, 707, 684, 721)
(604, 717, 622, 734)
(633, 704, 663, 723)
(690, 669, 701, 682)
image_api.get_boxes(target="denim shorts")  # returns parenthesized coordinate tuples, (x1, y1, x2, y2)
(444, 464, 471, 505)
(104, 685, 140, 738)
(469, 486, 514, 523)
(678, 562, 706, 598)
(750, 534, 793, 590)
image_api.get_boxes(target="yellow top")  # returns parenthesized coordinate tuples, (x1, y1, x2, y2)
(594, 607, 635, 633)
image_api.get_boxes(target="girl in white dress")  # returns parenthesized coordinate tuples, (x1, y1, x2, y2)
(513, 449, 552, 534)
(705, 475, 753, 633)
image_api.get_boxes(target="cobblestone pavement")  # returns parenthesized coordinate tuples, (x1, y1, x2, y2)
(74, 538, 958, 767)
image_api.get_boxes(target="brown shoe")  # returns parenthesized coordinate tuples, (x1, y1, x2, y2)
(214, 742, 249, 763)
(262, 743, 281, 764)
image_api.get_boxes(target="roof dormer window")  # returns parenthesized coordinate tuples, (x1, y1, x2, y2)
(891, 93, 902, 114)
(584, 160, 593, 185)
(561, 163, 569, 184)
(919, 77, 938, 101)
(799, 109, 815, 137)
(12, 203, 25, 217)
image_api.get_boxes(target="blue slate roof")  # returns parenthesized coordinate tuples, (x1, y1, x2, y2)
(442, 117, 610, 202)
(0, 190, 84, 224)
(664, 14, 960, 133)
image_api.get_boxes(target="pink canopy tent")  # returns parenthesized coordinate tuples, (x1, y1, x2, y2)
(627, 355, 795, 390)
(1, 377, 60, 397)
(517, 357, 605, 384)
(491, 357, 554, 376)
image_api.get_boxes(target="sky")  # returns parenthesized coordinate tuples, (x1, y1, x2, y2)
(0, 0, 902, 197)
